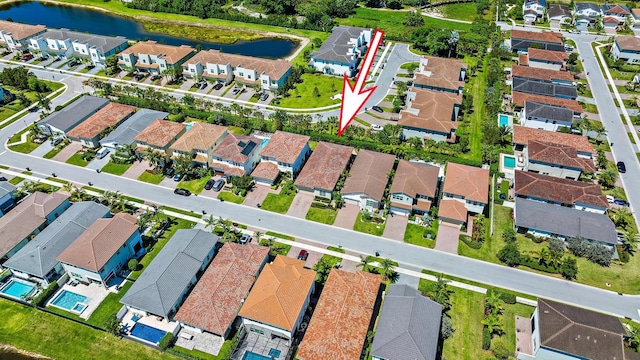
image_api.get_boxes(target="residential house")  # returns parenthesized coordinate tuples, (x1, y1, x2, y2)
(399, 88, 462, 142)
(118, 40, 194, 75)
(514, 198, 617, 247)
(512, 78, 577, 99)
(521, 101, 575, 131)
(573, 2, 602, 26)
(209, 133, 262, 177)
(511, 91, 583, 115)
(523, 140, 596, 179)
(522, 0, 547, 22)
(513, 125, 595, 162)
(238, 255, 315, 345)
(309, 26, 372, 77)
(511, 65, 575, 85)
(522, 48, 568, 71)
(440, 163, 490, 226)
(341, 150, 396, 211)
(521, 299, 633, 360)
(182, 49, 292, 91)
(294, 142, 354, 199)
(134, 119, 186, 159)
(602, 4, 631, 22)
(548, 4, 572, 23)
(29, 29, 128, 67)
(524, 9, 540, 24)
(175, 242, 269, 339)
(604, 16, 625, 30)
(297, 270, 381, 360)
(389, 160, 440, 216)
(251, 131, 311, 185)
(4, 202, 110, 286)
(57, 213, 142, 286)
(66, 103, 136, 148)
(169, 122, 228, 168)
(514, 170, 608, 213)
(0, 192, 70, 263)
(0, 182, 16, 217)
(100, 109, 169, 150)
(412, 56, 466, 94)
(509, 30, 564, 52)
(0, 20, 46, 53)
(37, 95, 109, 136)
(120, 229, 219, 321)
(612, 35, 640, 64)
(632, 8, 640, 28)
(370, 284, 442, 360)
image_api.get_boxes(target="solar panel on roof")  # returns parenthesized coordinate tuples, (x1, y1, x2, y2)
(241, 141, 256, 156)
(237, 141, 246, 147)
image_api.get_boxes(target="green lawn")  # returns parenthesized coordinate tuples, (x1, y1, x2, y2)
(403, 223, 436, 248)
(353, 212, 386, 236)
(265, 231, 294, 240)
(259, 238, 292, 256)
(8, 176, 24, 185)
(305, 206, 338, 225)
(160, 206, 202, 219)
(277, 73, 342, 109)
(65, 152, 90, 167)
(467, 55, 487, 162)
(441, 3, 481, 21)
(138, 170, 165, 184)
(261, 190, 295, 214)
(100, 161, 132, 176)
(86, 281, 134, 327)
(7, 126, 41, 153)
(43, 146, 64, 159)
(321, 246, 345, 268)
(178, 176, 210, 194)
(217, 191, 245, 204)
(0, 298, 180, 360)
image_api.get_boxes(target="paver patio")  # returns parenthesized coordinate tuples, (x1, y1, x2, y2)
(286, 192, 314, 218)
(382, 214, 408, 241)
(244, 184, 276, 208)
(287, 244, 321, 268)
(52, 142, 82, 162)
(333, 204, 359, 229)
(121, 160, 152, 180)
(435, 222, 461, 254)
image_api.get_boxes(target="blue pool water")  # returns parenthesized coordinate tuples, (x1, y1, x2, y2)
(503, 156, 516, 169)
(242, 352, 272, 360)
(130, 323, 167, 344)
(261, 138, 270, 148)
(50, 290, 87, 311)
(185, 124, 192, 131)
(0, 280, 35, 299)
(268, 349, 282, 358)
(499, 114, 509, 126)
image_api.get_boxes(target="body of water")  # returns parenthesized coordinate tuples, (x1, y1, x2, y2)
(0, 1, 297, 58)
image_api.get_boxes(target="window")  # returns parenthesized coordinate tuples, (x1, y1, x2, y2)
(240, 72, 244, 77)
(366, 199, 375, 208)
(250, 328, 264, 335)
(263, 80, 267, 84)
(392, 194, 404, 201)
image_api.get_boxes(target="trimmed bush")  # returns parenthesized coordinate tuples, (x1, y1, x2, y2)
(488, 289, 516, 304)
(33, 282, 59, 307)
(482, 327, 492, 350)
(460, 234, 483, 249)
(158, 332, 174, 351)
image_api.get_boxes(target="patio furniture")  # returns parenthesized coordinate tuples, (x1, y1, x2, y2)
(179, 332, 193, 340)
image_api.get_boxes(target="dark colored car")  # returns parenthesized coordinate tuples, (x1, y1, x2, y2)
(164, 167, 175, 177)
(173, 173, 183, 182)
(174, 188, 191, 196)
(0, 177, 6, 181)
(151, 75, 161, 81)
(21, 54, 34, 61)
(614, 199, 629, 206)
(297, 250, 309, 261)
(204, 179, 215, 190)
(260, 93, 269, 101)
(407, 81, 413, 87)
(213, 83, 224, 90)
(198, 82, 207, 90)
(372, 106, 383, 113)
(617, 161, 626, 173)
(212, 179, 225, 192)
(239, 233, 251, 245)
(68, 60, 79, 67)
(134, 73, 145, 81)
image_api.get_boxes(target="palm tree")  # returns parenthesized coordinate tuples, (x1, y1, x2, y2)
(62, 182, 73, 194)
(356, 255, 371, 271)
(19, 181, 40, 195)
(598, 168, 618, 189)
(204, 215, 217, 231)
(379, 258, 396, 282)
(144, 150, 165, 174)
(254, 231, 263, 243)
(485, 291, 504, 315)
(429, 274, 453, 312)
(36, 93, 51, 114)
(609, 207, 633, 228)
(621, 228, 639, 256)
(69, 187, 86, 202)
(529, 247, 551, 266)
(498, 125, 512, 146)
(482, 313, 505, 336)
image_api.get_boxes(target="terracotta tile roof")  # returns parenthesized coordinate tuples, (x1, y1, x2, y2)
(604, 4, 631, 15)
(66, 103, 135, 140)
(390, 160, 440, 199)
(134, 120, 186, 148)
(615, 35, 640, 51)
(210, 133, 261, 164)
(415, 199, 432, 211)
(413, 56, 466, 92)
(510, 30, 563, 44)
(341, 150, 395, 203)
(0, 20, 45, 41)
(528, 48, 568, 63)
(399, 89, 461, 133)
(603, 16, 623, 23)
(528, 140, 596, 173)
(185, 49, 292, 81)
(390, 201, 413, 210)
(295, 142, 354, 192)
(211, 163, 247, 177)
(297, 270, 381, 360)
(633, 8, 640, 18)
(0, 192, 68, 259)
(170, 122, 227, 153)
(438, 199, 468, 222)
(238, 255, 315, 331)
(512, 65, 574, 82)
(519, 53, 529, 66)
(57, 213, 138, 272)
(513, 126, 594, 154)
(118, 40, 194, 65)
(514, 170, 608, 208)
(175, 242, 269, 336)
(260, 131, 310, 164)
(443, 162, 490, 204)
(512, 91, 583, 113)
(251, 161, 280, 181)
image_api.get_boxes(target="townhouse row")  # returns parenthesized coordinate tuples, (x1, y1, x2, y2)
(522, 0, 640, 31)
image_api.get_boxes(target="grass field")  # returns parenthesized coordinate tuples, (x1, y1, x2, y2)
(353, 213, 385, 236)
(305, 206, 338, 225)
(467, 55, 486, 162)
(277, 74, 342, 109)
(43, 146, 64, 159)
(138, 170, 165, 185)
(404, 223, 436, 248)
(441, 3, 481, 21)
(8, 126, 41, 154)
(8, 176, 24, 185)
(178, 176, 210, 194)
(100, 161, 132, 176)
(261, 190, 295, 214)
(65, 152, 90, 167)
(218, 191, 245, 204)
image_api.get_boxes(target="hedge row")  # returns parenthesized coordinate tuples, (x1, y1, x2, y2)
(459, 234, 483, 249)
(33, 282, 59, 307)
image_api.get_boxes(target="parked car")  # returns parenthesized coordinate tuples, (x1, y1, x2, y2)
(21, 53, 34, 61)
(198, 82, 207, 90)
(164, 167, 175, 177)
(239, 233, 251, 245)
(606, 195, 615, 203)
(371, 106, 383, 113)
(134, 73, 145, 81)
(68, 59, 79, 67)
(0, 177, 6, 181)
(370, 124, 383, 131)
(96, 147, 110, 159)
(151, 75, 161, 81)
(174, 188, 191, 196)
(213, 83, 224, 90)
(614, 199, 629, 206)
(260, 93, 269, 101)
(297, 250, 309, 261)
(617, 161, 626, 173)
(213, 179, 225, 192)
(407, 81, 413, 87)
(173, 173, 183, 182)
(204, 179, 215, 190)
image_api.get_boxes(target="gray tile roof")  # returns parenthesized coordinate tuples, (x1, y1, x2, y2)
(0, 182, 15, 199)
(549, 4, 572, 18)
(3, 202, 110, 278)
(311, 26, 369, 65)
(100, 109, 168, 148)
(370, 284, 442, 360)
(575, 2, 600, 12)
(525, 101, 575, 123)
(120, 229, 219, 318)
(38, 29, 128, 54)
(41, 95, 108, 134)
(513, 78, 577, 99)
(515, 198, 617, 244)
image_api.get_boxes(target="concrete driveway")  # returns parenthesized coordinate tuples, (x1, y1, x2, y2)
(31, 141, 54, 157)
(382, 215, 408, 241)
(286, 192, 314, 218)
(333, 204, 360, 229)
(435, 222, 461, 254)
(122, 160, 152, 180)
(244, 184, 274, 208)
(236, 89, 253, 102)
(287, 244, 321, 269)
(52, 142, 82, 162)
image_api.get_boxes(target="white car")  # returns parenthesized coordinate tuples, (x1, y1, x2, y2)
(96, 147, 110, 159)
(606, 195, 615, 203)
(370, 124, 383, 131)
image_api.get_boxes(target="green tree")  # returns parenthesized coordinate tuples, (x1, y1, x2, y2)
(69, 187, 87, 202)
(356, 255, 371, 272)
(127, 259, 139, 271)
(502, 228, 516, 243)
(182, 93, 195, 107)
(104, 54, 119, 75)
(621, 228, 639, 256)
(173, 152, 193, 177)
(403, 10, 424, 26)
(313, 257, 333, 284)
(598, 168, 618, 188)
(103, 314, 121, 335)
(559, 256, 578, 280)
(608, 207, 633, 228)
(482, 313, 504, 336)
(485, 291, 504, 315)
(144, 149, 165, 174)
(498, 243, 521, 267)
(429, 274, 453, 312)
(498, 124, 512, 146)
(36, 93, 51, 114)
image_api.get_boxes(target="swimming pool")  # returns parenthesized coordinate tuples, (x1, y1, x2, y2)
(242, 351, 272, 360)
(499, 114, 509, 126)
(185, 124, 192, 131)
(130, 323, 167, 344)
(50, 289, 88, 313)
(0, 279, 36, 300)
(261, 138, 270, 148)
(503, 155, 516, 169)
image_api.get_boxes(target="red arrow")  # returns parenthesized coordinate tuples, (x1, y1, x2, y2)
(338, 29, 385, 137)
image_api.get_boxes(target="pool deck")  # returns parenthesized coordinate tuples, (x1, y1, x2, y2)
(49, 282, 111, 319)
(232, 331, 290, 360)
(499, 153, 522, 179)
(175, 328, 225, 356)
(120, 308, 180, 338)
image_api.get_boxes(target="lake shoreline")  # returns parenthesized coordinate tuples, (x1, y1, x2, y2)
(0, 344, 51, 360)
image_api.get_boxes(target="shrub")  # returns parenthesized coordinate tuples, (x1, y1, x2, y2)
(502, 228, 516, 243)
(497, 243, 521, 267)
(566, 236, 590, 257)
(440, 315, 455, 340)
(617, 244, 630, 263)
(547, 238, 565, 254)
(531, 236, 545, 244)
(460, 234, 483, 249)
(158, 332, 174, 351)
(128, 259, 138, 272)
(520, 257, 558, 274)
(33, 282, 59, 307)
(482, 327, 492, 350)
(491, 337, 511, 360)
(103, 314, 120, 335)
(586, 244, 614, 267)
(559, 256, 578, 280)
(488, 289, 516, 304)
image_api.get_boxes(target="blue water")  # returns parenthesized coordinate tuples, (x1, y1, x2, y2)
(0, 1, 297, 58)
(130, 323, 167, 344)
(50, 290, 87, 311)
(1, 280, 35, 299)
(499, 114, 509, 127)
(131, 314, 141, 322)
(261, 138, 270, 147)
(268, 349, 282, 358)
(242, 352, 272, 360)
(503, 156, 516, 169)
(185, 124, 192, 131)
